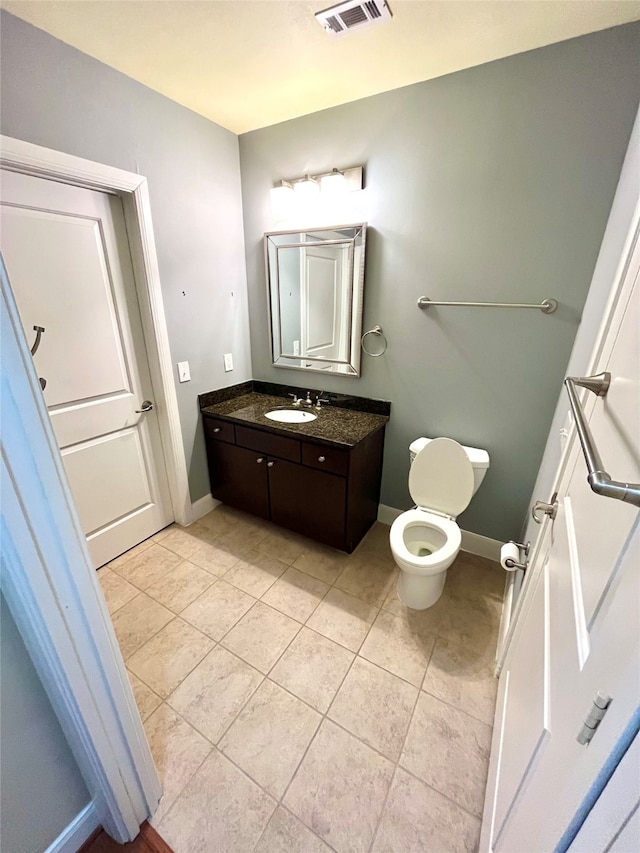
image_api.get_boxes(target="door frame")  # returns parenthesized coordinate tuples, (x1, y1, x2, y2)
(0, 134, 192, 527)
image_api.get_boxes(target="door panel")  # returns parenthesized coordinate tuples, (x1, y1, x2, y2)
(1, 206, 130, 407)
(484, 236, 640, 850)
(61, 429, 152, 536)
(493, 563, 550, 842)
(0, 170, 173, 567)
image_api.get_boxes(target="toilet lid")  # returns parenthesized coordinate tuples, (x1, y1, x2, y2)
(408, 437, 475, 517)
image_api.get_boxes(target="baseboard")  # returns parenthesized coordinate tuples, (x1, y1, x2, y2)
(190, 492, 220, 522)
(44, 802, 100, 853)
(377, 503, 502, 563)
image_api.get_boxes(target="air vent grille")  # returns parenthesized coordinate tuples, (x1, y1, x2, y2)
(315, 0, 392, 37)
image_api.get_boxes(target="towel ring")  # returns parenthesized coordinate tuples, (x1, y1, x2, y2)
(361, 325, 387, 357)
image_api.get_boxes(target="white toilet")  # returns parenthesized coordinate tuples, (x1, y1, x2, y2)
(389, 436, 490, 610)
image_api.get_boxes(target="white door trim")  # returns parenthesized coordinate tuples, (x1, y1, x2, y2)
(1, 263, 161, 841)
(0, 134, 192, 527)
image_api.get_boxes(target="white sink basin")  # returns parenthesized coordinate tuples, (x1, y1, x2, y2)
(265, 408, 318, 424)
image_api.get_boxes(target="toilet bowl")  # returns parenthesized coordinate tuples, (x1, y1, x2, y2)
(390, 437, 489, 610)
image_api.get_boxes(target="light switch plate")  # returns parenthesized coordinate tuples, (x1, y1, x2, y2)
(177, 361, 190, 382)
(223, 353, 233, 372)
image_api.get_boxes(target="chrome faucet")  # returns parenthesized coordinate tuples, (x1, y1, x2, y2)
(288, 392, 301, 407)
(315, 394, 330, 410)
(303, 390, 313, 406)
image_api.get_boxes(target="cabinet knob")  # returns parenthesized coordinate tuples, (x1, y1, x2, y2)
(267, 461, 275, 467)
(213, 427, 221, 433)
(256, 457, 264, 464)
(318, 455, 326, 463)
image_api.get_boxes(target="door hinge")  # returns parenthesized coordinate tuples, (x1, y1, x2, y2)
(576, 691, 612, 745)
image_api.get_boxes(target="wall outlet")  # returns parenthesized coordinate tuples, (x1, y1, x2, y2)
(293, 340, 300, 356)
(223, 353, 233, 372)
(177, 361, 191, 382)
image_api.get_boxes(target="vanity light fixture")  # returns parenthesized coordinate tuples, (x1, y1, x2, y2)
(293, 175, 320, 198)
(269, 180, 295, 215)
(269, 166, 364, 212)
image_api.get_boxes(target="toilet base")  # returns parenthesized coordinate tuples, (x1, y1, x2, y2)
(397, 568, 447, 610)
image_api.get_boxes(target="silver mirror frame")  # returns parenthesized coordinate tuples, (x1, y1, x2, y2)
(264, 223, 367, 378)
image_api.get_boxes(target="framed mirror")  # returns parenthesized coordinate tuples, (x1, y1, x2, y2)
(264, 223, 367, 377)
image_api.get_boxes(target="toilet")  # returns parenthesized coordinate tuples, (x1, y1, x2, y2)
(389, 436, 490, 610)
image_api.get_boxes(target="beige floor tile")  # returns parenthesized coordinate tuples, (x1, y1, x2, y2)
(354, 521, 394, 561)
(328, 658, 417, 761)
(270, 627, 354, 713)
(144, 560, 215, 613)
(219, 679, 321, 798)
(181, 580, 255, 641)
(255, 807, 332, 853)
(110, 543, 183, 591)
(283, 719, 394, 853)
(188, 539, 240, 575)
(153, 523, 210, 560)
(106, 539, 153, 570)
(156, 749, 276, 853)
(261, 567, 329, 622)
(144, 704, 212, 826)
(127, 618, 214, 698)
(292, 542, 350, 584)
(422, 636, 498, 725)
(359, 609, 437, 687)
(195, 507, 241, 538)
(335, 554, 396, 607)
(256, 528, 309, 564)
(98, 567, 139, 615)
(372, 767, 481, 852)
(221, 601, 300, 673)
(111, 593, 173, 659)
(446, 552, 505, 602)
(127, 670, 162, 722)
(400, 692, 492, 817)
(437, 593, 501, 659)
(224, 550, 289, 597)
(168, 646, 263, 743)
(306, 587, 378, 652)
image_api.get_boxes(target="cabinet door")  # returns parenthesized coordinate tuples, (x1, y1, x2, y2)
(206, 441, 270, 519)
(268, 459, 346, 549)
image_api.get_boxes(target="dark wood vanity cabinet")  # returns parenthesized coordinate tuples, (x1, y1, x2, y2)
(203, 414, 384, 553)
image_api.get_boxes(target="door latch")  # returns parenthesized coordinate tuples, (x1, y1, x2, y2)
(532, 492, 558, 524)
(577, 691, 612, 745)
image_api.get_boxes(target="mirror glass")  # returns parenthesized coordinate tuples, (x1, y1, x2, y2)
(264, 224, 366, 376)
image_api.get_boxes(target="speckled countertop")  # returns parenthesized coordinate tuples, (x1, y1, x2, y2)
(201, 392, 388, 448)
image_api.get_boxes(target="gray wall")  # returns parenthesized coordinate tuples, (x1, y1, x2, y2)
(239, 24, 640, 541)
(0, 10, 251, 503)
(0, 594, 90, 852)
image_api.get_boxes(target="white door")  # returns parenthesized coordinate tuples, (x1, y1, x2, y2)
(482, 232, 640, 850)
(0, 170, 173, 568)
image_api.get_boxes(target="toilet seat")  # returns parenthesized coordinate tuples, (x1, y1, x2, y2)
(390, 509, 461, 574)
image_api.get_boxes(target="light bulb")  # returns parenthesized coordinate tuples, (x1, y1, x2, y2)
(320, 169, 347, 195)
(293, 176, 320, 199)
(270, 182, 295, 215)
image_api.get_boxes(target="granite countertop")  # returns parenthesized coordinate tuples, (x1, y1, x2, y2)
(201, 392, 388, 448)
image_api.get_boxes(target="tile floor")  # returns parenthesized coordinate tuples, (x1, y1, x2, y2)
(98, 507, 504, 853)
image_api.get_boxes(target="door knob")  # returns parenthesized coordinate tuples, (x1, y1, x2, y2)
(256, 457, 264, 464)
(135, 400, 154, 413)
(318, 456, 326, 463)
(532, 492, 558, 524)
(267, 461, 275, 467)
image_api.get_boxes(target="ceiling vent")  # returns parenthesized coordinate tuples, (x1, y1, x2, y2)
(315, 0, 392, 37)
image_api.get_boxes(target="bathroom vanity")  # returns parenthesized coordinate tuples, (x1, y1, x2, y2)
(200, 383, 389, 552)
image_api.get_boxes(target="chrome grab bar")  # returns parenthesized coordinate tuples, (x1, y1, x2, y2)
(564, 372, 640, 508)
(417, 297, 557, 314)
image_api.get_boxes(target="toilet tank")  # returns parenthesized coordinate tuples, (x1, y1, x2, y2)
(409, 437, 490, 495)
